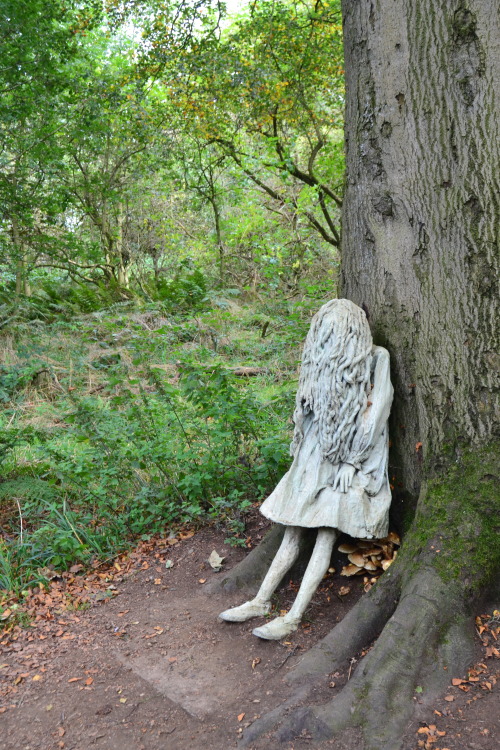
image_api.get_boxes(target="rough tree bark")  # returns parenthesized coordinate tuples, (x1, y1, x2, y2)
(218, 2, 499, 748)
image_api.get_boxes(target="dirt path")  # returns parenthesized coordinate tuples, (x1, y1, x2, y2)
(1, 525, 498, 750)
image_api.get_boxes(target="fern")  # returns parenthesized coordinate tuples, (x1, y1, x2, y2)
(0, 477, 58, 505)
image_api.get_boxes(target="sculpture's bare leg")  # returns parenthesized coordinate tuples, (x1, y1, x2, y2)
(218, 526, 303, 622)
(252, 528, 338, 640)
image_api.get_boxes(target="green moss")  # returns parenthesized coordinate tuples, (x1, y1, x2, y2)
(404, 441, 500, 588)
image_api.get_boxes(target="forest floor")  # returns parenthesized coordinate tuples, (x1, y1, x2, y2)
(1, 512, 498, 750)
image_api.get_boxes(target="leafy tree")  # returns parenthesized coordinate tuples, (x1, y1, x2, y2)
(0, 0, 101, 293)
(151, 0, 345, 249)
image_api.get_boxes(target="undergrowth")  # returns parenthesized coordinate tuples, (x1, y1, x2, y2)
(0, 279, 333, 595)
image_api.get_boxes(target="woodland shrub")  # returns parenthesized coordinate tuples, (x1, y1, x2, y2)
(0, 362, 291, 590)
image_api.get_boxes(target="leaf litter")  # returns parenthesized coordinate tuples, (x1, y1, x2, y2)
(1, 521, 498, 749)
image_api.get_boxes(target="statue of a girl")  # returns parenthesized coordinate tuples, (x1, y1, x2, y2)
(219, 299, 394, 640)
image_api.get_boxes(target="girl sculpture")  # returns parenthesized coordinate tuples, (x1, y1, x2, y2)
(219, 299, 394, 640)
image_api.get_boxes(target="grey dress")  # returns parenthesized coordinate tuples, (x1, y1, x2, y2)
(259, 346, 393, 539)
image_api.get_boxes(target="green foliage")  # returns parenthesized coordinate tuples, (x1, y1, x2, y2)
(0, 293, 315, 591)
(0, 0, 343, 595)
(152, 265, 208, 310)
(0, 364, 42, 402)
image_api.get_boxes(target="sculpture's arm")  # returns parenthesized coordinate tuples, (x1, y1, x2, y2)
(346, 347, 393, 470)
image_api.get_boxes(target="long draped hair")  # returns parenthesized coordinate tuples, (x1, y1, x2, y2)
(291, 299, 373, 464)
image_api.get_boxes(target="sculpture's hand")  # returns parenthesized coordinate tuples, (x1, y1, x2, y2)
(333, 463, 356, 493)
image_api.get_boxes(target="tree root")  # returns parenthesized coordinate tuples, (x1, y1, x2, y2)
(242, 565, 477, 750)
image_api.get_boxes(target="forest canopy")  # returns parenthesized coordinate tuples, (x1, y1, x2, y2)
(0, 0, 344, 304)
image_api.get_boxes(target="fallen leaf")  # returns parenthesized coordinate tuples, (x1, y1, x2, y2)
(338, 586, 350, 596)
(451, 678, 465, 686)
(154, 579, 161, 585)
(198, 578, 206, 584)
(165, 560, 174, 569)
(251, 658, 261, 669)
(85, 677, 94, 686)
(237, 713, 245, 722)
(58, 727, 65, 737)
(1, 609, 12, 620)
(178, 530, 194, 540)
(417, 727, 430, 734)
(168, 657, 177, 663)
(119, 697, 127, 703)
(208, 550, 225, 571)
(444, 695, 454, 701)
(68, 677, 82, 683)
(32, 674, 42, 681)
(46, 704, 53, 711)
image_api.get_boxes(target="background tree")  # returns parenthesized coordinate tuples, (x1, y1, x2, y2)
(224, 1, 499, 747)
(0, 0, 101, 294)
(162, 0, 345, 249)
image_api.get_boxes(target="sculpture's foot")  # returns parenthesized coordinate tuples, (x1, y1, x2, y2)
(252, 615, 300, 641)
(219, 599, 271, 623)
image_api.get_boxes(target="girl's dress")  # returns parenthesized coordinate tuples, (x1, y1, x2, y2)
(259, 346, 393, 539)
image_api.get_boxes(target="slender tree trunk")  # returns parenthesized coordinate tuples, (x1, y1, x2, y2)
(12, 216, 31, 297)
(227, 3, 499, 748)
(208, 195, 225, 285)
(115, 201, 129, 289)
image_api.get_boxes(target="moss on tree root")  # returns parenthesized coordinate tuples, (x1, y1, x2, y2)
(404, 441, 500, 591)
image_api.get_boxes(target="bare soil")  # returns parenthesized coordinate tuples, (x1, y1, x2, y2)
(1, 518, 498, 750)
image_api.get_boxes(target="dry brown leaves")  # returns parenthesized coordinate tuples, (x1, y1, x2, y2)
(0, 529, 197, 712)
(415, 610, 500, 750)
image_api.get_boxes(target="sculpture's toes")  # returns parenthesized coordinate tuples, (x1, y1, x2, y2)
(218, 600, 271, 623)
(252, 616, 300, 640)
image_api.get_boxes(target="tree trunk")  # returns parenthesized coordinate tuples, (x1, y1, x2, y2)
(12, 216, 31, 297)
(115, 202, 129, 289)
(341, 0, 499, 516)
(227, 2, 499, 748)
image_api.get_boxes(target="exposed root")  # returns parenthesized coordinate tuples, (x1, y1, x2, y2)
(288, 563, 403, 682)
(242, 566, 477, 750)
